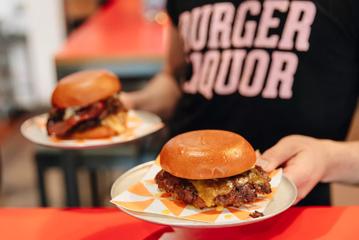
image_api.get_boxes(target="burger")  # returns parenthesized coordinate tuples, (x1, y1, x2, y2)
(46, 70, 127, 139)
(155, 130, 271, 210)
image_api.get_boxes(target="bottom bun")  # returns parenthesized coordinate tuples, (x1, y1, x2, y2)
(70, 125, 117, 139)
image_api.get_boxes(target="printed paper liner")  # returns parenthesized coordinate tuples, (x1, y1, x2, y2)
(111, 161, 282, 224)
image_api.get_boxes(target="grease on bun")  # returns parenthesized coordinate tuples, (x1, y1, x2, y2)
(159, 130, 256, 180)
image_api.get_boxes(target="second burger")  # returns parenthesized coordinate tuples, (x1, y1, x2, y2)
(47, 70, 127, 139)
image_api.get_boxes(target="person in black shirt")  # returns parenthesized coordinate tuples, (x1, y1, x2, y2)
(121, 0, 359, 205)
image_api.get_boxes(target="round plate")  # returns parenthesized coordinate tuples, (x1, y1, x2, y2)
(21, 110, 164, 149)
(111, 161, 297, 228)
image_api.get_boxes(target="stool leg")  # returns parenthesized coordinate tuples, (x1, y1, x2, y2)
(35, 155, 48, 207)
(89, 169, 100, 207)
(136, 139, 147, 165)
(62, 153, 80, 207)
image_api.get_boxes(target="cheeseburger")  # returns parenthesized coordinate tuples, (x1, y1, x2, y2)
(155, 130, 271, 209)
(47, 70, 127, 139)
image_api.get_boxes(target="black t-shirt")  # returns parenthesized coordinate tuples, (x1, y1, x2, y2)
(166, 0, 359, 205)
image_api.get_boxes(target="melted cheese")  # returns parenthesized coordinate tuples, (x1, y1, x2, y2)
(101, 112, 127, 134)
(190, 180, 234, 207)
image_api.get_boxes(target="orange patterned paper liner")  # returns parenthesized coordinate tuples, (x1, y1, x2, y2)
(115, 199, 154, 212)
(160, 198, 187, 216)
(112, 164, 282, 223)
(128, 183, 153, 197)
(113, 179, 278, 223)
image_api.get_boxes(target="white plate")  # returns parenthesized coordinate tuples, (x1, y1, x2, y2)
(111, 161, 297, 228)
(21, 110, 164, 149)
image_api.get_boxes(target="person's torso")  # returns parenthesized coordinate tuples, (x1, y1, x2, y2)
(167, 0, 359, 151)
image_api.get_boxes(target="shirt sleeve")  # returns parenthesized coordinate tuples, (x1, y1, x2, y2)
(166, 0, 179, 26)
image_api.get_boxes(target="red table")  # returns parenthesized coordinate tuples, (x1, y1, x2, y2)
(55, 0, 166, 78)
(0, 207, 358, 240)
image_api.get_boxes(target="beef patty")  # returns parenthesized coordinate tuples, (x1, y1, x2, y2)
(155, 166, 271, 209)
(47, 95, 125, 137)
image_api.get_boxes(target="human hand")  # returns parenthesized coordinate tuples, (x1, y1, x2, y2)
(259, 135, 335, 204)
(120, 92, 137, 110)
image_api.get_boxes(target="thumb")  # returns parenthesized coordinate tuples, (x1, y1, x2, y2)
(120, 92, 136, 110)
(260, 136, 302, 172)
(283, 152, 321, 204)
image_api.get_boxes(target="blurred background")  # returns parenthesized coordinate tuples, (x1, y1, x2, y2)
(0, 0, 358, 207)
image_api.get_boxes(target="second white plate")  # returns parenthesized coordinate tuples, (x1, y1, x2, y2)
(21, 110, 164, 149)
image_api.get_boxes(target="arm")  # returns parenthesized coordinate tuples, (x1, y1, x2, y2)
(121, 22, 186, 119)
(259, 135, 359, 203)
(321, 141, 359, 183)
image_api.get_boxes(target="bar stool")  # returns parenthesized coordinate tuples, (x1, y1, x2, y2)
(34, 142, 148, 207)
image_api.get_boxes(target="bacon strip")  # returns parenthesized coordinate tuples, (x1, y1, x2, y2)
(47, 102, 104, 137)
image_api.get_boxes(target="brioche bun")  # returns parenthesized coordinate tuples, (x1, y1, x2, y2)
(159, 130, 256, 180)
(52, 70, 121, 108)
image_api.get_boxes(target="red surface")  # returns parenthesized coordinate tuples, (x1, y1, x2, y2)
(56, 0, 166, 62)
(0, 207, 358, 240)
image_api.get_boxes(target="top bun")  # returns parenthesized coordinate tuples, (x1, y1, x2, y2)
(51, 70, 121, 108)
(160, 130, 256, 180)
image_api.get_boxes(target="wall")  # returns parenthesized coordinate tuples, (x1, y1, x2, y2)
(25, 0, 66, 106)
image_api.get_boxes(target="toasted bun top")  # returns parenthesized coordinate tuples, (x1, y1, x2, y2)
(159, 130, 256, 180)
(51, 70, 121, 108)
